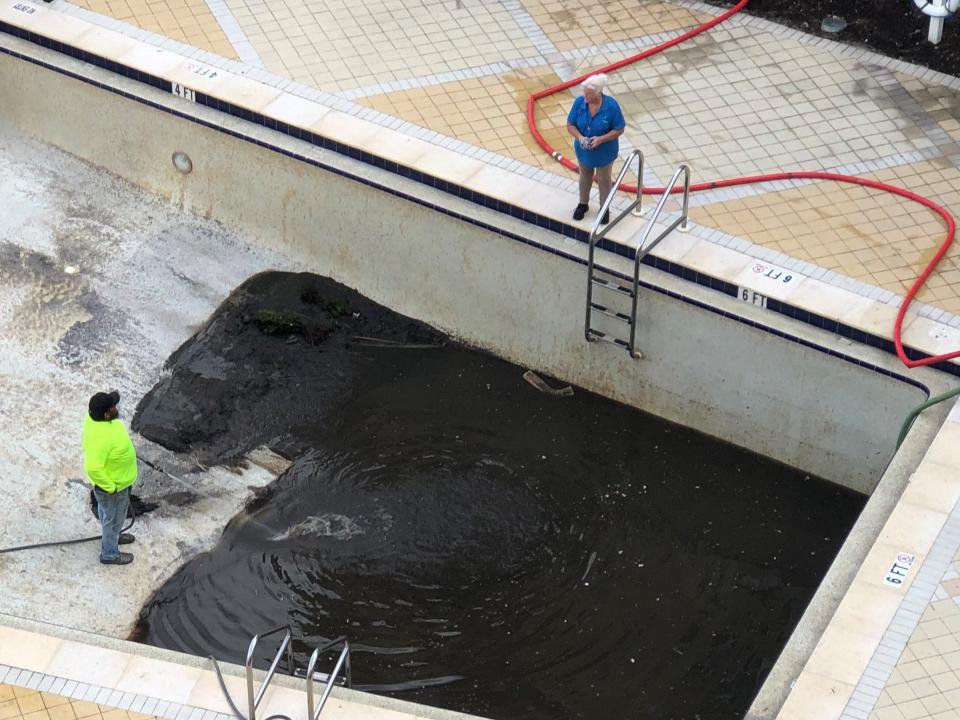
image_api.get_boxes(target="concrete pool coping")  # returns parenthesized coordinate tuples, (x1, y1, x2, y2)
(5, 4, 960, 720)
(751, 398, 960, 719)
(0, 613, 482, 720)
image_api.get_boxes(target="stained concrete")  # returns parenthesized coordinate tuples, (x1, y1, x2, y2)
(0, 116, 299, 637)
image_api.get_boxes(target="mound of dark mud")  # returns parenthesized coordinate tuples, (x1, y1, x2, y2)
(132, 271, 445, 464)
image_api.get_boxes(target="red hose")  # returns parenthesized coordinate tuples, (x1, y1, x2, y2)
(527, 1, 957, 369)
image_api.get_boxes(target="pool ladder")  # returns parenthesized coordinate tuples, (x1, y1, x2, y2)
(585, 151, 691, 359)
(210, 625, 352, 720)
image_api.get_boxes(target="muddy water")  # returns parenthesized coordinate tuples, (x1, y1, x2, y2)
(132, 271, 865, 720)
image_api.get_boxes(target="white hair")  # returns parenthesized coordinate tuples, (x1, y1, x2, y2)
(581, 73, 608, 92)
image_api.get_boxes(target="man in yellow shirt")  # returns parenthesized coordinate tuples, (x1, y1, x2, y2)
(82, 390, 138, 565)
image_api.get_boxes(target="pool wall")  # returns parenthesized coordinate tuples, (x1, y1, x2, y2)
(0, 33, 949, 495)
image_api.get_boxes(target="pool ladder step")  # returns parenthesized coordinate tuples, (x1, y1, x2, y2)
(586, 329, 632, 350)
(589, 278, 634, 297)
(583, 152, 691, 360)
(589, 302, 633, 323)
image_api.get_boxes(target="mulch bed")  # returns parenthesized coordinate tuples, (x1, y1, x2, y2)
(709, 0, 960, 76)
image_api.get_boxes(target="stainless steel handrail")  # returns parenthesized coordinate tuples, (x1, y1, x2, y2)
(591, 149, 645, 240)
(306, 637, 352, 720)
(584, 150, 644, 344)
(627, 163, 690, 354)
(584, 160, 691, 358)
(245, 625, 295, 720)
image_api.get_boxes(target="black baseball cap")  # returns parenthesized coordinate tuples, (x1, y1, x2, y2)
(88, 390, 121, 420)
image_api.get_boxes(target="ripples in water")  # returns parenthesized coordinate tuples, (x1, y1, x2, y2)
(132, 272, 866, 720)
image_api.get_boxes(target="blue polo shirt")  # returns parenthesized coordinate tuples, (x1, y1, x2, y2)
(567, 94, 625, 169)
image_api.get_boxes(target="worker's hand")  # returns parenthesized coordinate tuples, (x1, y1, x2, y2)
(587, 136, 602, 149)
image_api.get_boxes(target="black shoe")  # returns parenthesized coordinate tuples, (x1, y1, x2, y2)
(600, 210, 610, 225)
(100, 552, 134, 565)
(573, 204, 588, 221)
(119, 533, 135, 545)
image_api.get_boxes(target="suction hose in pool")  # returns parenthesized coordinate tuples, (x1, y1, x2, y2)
(0, 510, 135, 555)
(897, 385, 960, 449)
(526, 0, 959, 370)
(0, 454, 181, 555)
(0, 505, 137, 555)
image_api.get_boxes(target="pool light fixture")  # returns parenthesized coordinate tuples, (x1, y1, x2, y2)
(172, 151, 193, 174)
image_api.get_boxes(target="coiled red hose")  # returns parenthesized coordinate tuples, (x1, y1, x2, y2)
(526, 0, 958, 369)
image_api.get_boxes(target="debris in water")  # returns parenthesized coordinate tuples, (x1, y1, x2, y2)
(581, 550, 597, 582)
(522, 370, 574, 396)
(350, 336, 443, 349)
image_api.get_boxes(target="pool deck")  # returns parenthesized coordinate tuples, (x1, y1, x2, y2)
(0, 615, 478, 720)
(3, 0, 960, 718)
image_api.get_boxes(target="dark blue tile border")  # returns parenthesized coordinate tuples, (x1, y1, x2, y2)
(0, 24, 953, 386)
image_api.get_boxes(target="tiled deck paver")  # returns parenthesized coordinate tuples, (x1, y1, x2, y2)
(695, 161, 960, 314)
(228, 0, 538, 93)
(68, 0, 237, 58)
(519, 0, 706, 52)
(8, 0, 960, 718)
(356, 68, 577, 175)
(597, 26, 945, 183)
(868, 548, 960, 720)
(0, 683, 156, 720)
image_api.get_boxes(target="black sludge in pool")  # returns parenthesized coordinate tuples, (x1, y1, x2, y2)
(132, 271, 866, 720)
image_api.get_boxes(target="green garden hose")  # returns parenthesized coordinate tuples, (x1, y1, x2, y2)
(896, 386, 960, 450)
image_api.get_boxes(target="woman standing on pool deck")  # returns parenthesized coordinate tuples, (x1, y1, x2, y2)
(566, 73, 626, 225)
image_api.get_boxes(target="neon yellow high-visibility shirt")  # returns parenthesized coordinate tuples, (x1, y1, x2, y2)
(82, 414, 137, 493)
